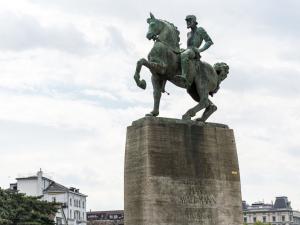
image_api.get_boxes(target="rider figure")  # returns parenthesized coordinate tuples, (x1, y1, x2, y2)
(178, 15, 214, 87)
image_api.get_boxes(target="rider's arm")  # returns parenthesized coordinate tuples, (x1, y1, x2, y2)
(198, 27, 214, 52)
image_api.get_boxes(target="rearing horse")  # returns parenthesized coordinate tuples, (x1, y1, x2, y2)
(134, 13, 229, 121)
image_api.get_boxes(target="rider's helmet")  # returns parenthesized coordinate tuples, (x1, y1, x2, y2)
(185, 15, 198, 25)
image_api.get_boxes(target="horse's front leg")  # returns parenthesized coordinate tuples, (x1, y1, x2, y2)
(134, 58, 148, 89)
(146, 75, 164, 117)
(134, 58, 167, 89)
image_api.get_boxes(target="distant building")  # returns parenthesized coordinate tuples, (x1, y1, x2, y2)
(87, 210, 124, 225)
(9, 169, 87, 225)
(243, 196, 300, 225)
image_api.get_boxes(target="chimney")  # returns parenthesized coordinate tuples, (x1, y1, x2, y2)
(37, 168, 43, 196)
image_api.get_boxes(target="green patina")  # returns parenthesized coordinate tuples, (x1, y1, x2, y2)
(134, 13, 229, 121)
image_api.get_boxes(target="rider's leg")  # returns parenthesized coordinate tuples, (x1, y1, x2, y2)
(177, 49, 195, 87)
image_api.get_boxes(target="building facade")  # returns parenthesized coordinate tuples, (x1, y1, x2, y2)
(87, 210, 124, 225)
(243, 196, 300, 225)
(10, 169, 87, 225)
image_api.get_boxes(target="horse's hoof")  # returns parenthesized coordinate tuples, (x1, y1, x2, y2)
(195, 118, 205, 125)
(182, 114, 191, 120)
(139, 80, 147, 89)
(146, 111, 159, 117)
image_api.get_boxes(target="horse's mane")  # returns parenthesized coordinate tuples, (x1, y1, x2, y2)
(160, 20, 180, 49)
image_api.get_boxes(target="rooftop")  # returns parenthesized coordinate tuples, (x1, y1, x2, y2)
(243, 196, 293, 212)
(45, 182, 87, 197)
(13, 169, 87, 197)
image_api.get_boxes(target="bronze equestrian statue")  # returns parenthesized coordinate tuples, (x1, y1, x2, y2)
(134, 13, 229, 121)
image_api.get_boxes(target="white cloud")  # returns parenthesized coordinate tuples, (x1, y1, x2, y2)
(0, 0, 299, 211)
(0, 12, 95, 54)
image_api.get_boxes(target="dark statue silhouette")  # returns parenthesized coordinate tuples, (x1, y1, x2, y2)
(134, 13, 229, 121)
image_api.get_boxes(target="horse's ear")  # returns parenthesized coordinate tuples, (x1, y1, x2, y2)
(150, 12, 155, 19)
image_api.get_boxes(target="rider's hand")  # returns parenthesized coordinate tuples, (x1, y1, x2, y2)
(193, 47, 201, 54)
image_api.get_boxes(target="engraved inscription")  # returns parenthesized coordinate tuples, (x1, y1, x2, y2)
(177, 186, 216, 206)
(179, 193, 216, 205)
(184, 208, 213, 221)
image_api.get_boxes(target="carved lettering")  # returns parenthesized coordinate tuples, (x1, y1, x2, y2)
(183, 208, 214, 221)
(176, 185, 216, 206)
(179, 194, 216, 206)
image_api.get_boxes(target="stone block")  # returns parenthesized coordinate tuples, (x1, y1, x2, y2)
(124, 117, 242, 225)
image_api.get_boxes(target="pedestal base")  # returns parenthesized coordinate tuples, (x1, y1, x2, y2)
(124, 117, 242, 225)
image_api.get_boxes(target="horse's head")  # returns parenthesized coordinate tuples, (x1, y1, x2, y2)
(146, 13, 163, 40)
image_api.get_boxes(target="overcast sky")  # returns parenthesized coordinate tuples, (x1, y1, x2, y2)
(0, 0, 299, 211)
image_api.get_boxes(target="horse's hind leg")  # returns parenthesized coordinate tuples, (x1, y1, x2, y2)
(182, 80, 210, 120)
(182, 98, 209, 120)
(196, 99, 217, 122)
(146, 74, 163, 117)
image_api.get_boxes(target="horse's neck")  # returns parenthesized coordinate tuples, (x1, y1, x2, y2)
(158, 27, 178, 49)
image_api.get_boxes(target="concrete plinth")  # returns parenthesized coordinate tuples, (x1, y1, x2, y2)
(124, 117, 242, 225)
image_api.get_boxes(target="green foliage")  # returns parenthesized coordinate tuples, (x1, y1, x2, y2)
(244, 221, 271, 225)
(0, 188, 59, 225)
(253, 222, 271, 225)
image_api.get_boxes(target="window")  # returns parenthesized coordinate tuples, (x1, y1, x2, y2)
(263, 216, 266, 223)
(52, 197, 56, 202)
(253, 217, 257, 222)
(273, 216, 276, 222)
(79, 200, 81, 208)
(83, 201, 85, 208)
(56, 218, 62, 225)
(282, 215, 285, 221)
(70, 210, 72, 219)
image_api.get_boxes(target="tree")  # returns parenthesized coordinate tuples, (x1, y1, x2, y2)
(0, 188, 59, 225)
(244, 222, 271, 225)
(253, 222, 271, 225)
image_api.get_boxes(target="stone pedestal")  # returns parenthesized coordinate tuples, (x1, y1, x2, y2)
(124, 117, 242, 225)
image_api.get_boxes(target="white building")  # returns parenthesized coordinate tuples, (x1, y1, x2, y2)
(243, 196, 300, 225)
(10, 169, 87, 225)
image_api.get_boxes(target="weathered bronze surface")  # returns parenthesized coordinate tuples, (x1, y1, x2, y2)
(134, 13, 229, 121)
(178, 15, 214, 87)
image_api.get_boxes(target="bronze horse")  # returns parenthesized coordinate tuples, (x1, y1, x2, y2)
(134, 13, 229, 121)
